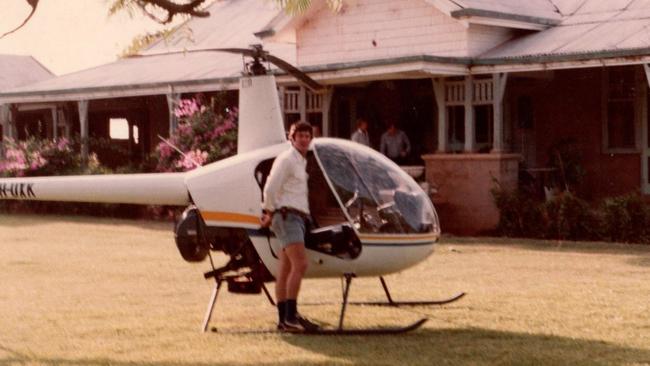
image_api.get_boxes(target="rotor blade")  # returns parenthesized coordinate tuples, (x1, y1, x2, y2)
(179, 47, 324, 92)
(212, 47, 265, 58)
(136, 47, 324, 92)
(265, 53, 323, 92)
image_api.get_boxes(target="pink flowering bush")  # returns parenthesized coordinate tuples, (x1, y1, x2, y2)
(0, 137, 85, 177)
(155, 97, 237, 172)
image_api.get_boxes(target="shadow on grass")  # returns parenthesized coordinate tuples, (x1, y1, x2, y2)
(627, 256, 650, 267)
(2, 327, 650, 366)
(0, 212, 171, 231)
(283, 327, 650, 366)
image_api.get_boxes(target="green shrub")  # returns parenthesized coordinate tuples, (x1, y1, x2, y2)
(601, 193, 650, 244)
(491, 185, 547, 238)
(548, 138, 586, 193)
(544, 191, 602, 241)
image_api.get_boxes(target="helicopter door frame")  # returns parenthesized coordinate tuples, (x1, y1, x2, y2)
(253, 155, 360, 259)
(310, 145, 357, 228)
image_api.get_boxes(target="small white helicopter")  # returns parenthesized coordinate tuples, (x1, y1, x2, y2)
(0, 46, 464, 335)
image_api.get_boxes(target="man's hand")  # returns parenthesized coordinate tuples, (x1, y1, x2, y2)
(260, 212, 272, 228)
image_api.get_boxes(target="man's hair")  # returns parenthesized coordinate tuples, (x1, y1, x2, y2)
(356, 118, 367, 127)
(289, 121, 313, 140)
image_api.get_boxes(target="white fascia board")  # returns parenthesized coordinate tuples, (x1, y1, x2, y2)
(17, 103, 58, 111)
(276, 61, 467, 85)
(423, 0, 462, 16)
(471, 56, 650, 75)
(256, 13, 296, 43)
(459, 15, 549, 30)
(0, 80, 239, 104)
(258, 2, 326, 42)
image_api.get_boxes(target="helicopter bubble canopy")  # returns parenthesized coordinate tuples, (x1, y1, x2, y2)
(312, 139, 440, 236)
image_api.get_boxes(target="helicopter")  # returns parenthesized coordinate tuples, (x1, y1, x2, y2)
(0, 45, 464, 335)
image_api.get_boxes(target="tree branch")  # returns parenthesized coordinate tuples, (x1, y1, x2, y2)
(0, 0, 39, 39)
(136, 0, 210, 24)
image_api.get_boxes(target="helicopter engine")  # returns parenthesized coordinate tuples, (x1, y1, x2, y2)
(175, 205, 274, 293)
(174, 206, 210, 262)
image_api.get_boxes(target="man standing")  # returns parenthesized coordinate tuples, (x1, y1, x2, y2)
(350, 118, 370, 147)
(380, 123, 411, 165)
(261, 121, 318, 332)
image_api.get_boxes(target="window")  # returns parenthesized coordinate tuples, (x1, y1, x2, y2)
(447, 106, 464, 152)
(281, 87, 325, 136)
(475, 104, 493, 152)
(604, 67, 638, 152)
(517, 96, 534, 129)
(109, 118, 129, 140)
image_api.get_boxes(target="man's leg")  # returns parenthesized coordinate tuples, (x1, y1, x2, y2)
(275, 250, 291, 326)
(283, 242, 308, 325)
(275, 250, 291, 301)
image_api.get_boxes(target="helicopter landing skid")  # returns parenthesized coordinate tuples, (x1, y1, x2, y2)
(208, 272, 427, 335)
(290, 318, 427, 335)
(209, 318, 427, 335)
(350, 277, 466, 307)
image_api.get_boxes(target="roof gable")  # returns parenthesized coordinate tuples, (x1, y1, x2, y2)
(426, 0, 562, 29)
(481, 0, 650, 61)
(143, 0, 293, 63)
(0, 54, 54, 91)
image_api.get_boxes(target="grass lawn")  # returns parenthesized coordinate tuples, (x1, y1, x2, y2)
(1, 213, 649, 365)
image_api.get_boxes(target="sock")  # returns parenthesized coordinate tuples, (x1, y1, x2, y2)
(285, 299, 297, 322)
(277, 301, 287, 324)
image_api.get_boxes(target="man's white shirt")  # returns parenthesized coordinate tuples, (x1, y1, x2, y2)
(351, 129, 370, 146)
(262, 145, 310, 214)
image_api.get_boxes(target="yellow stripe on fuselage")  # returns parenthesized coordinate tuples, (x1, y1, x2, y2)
(201, 211, 260, 225)
(200, 211, 438, 243)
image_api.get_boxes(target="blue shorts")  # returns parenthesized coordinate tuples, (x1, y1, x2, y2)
(271, 212, 308, 248)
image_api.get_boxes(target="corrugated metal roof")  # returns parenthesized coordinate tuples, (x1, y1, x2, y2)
(480, 0, 650, 60)
(6, 0, 650, 103)
(144, 0, 292, 60)
(5, 51, 242, 95)
(0, 54, 54, 91)
(0, 0, 293, 101)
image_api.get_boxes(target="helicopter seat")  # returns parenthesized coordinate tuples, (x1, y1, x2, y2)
(306, 223, 361, 259)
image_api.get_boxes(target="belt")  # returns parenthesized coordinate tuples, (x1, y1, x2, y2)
(274, 206, 311, 222)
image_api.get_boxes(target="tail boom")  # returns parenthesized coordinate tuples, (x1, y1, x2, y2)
(0, 173, 189, 206)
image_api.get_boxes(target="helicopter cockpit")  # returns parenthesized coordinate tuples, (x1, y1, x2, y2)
(312, 139, 439, 236)
(255, 138, 440, 260)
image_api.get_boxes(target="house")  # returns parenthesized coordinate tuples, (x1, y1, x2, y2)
(2, 0, 650, 233)
(0, 54, 54, 141)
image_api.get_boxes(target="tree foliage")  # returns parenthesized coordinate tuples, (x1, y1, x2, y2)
(2, 0, 342, 40)
(119, 28, 176, 58)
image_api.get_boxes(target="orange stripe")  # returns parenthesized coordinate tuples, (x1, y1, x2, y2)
(201, 211, 260, 225)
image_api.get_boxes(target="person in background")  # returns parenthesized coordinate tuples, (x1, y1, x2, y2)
(380, 123, 411, 165)
(350, 118, 370, 147)
(312, 125, 322, 138)
(260, 121, 319, 333)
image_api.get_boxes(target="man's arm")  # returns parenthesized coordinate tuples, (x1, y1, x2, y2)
(260, 156, 289, 227)
(402, 132, 411, 155)
(351, 131, 361, 143)
(380, 134, 387, 155)
(262, 156, 289, 213)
